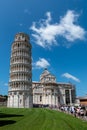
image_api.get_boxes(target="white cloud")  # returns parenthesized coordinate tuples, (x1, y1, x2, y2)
(60, 11, 85, 42)
(62, 72, 80, 82)
(30, 10, 86, 48)
(33, 58, 50, 69)
(4, 83, 8, 87)
(0, 82, 8, 87)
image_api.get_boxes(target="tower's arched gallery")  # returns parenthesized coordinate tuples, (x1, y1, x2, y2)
(7, 33, 33, 108)
(7, 33, 76, 108)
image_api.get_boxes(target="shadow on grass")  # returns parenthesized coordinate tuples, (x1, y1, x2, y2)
(0, 113, 23, 118)
(0, 113, 24, 127)
(0, 120, 16, 127)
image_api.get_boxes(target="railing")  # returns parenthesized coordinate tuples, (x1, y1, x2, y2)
(9, 79, 30, 82)
(10, 61, 30, 65)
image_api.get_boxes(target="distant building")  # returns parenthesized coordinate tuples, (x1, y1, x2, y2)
(78, 96, 87, 106)
(0, 96, 7, 106)
(33, 69, 76, 107)
(0, 96, 6, 102)
(7, 33, 33, 108)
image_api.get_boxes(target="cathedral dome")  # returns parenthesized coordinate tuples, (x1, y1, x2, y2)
(40, 68, 56, 83)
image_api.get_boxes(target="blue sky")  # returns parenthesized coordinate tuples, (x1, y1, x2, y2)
(0, 0, 87, 96)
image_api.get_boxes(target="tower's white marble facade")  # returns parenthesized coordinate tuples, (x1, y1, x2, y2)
(7, 33, 33, 108)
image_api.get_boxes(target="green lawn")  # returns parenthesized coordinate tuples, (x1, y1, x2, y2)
(0, 108, 87, 130)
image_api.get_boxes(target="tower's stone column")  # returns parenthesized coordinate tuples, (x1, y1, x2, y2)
(7, 32, 33, 108)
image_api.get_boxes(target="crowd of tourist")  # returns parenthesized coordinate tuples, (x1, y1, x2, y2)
(59, 105, 87, 121)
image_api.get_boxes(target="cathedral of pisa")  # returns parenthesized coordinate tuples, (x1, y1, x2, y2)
(7, 32, 76, 108)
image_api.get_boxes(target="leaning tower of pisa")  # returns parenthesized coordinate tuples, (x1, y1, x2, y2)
(7, 32, 33, 108)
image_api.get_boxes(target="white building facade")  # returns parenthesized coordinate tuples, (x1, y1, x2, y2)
(33, 69, 76, 107)
(7, 33, 33, 108)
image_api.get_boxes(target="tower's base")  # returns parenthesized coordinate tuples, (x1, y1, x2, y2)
(7, 92, 33, 108)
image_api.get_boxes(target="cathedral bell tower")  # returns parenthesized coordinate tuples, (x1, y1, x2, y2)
(7, 32, 33, 108)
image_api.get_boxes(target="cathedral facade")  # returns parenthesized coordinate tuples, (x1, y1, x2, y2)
(33, 69, 76, 107)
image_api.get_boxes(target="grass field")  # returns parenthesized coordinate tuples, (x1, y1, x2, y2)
(0, 108, 87, 130)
